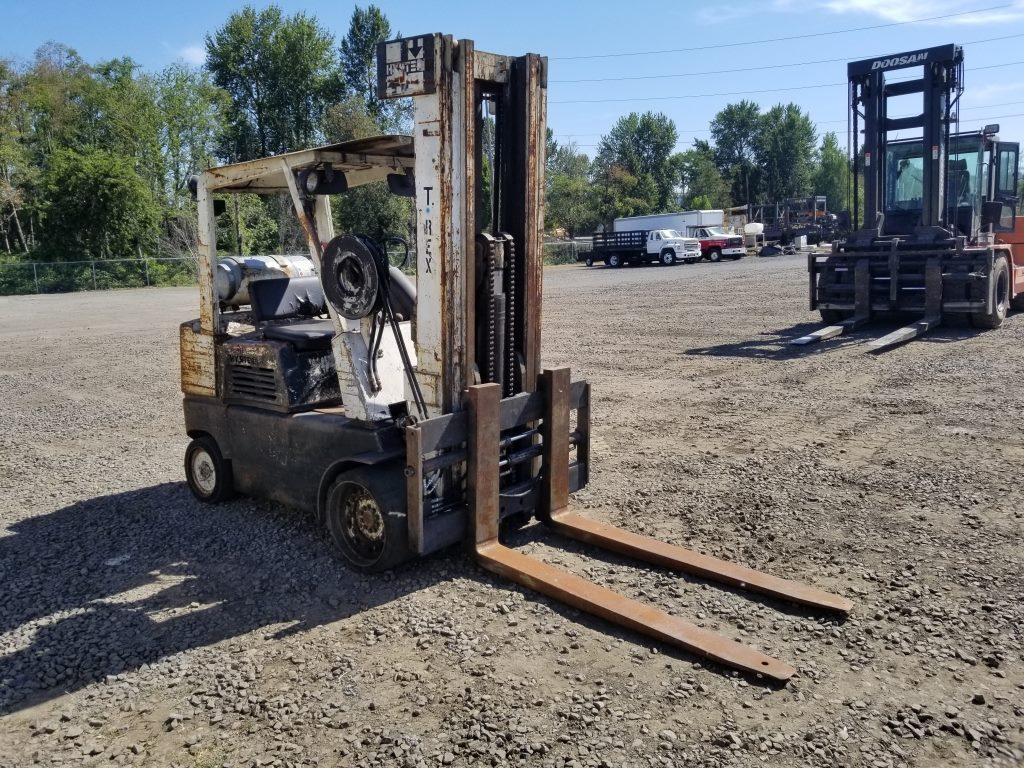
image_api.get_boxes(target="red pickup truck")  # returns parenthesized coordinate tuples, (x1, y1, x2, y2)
(690, 227, 746, 262)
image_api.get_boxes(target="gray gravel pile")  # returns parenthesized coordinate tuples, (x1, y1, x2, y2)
(1, 259, 1022, 766)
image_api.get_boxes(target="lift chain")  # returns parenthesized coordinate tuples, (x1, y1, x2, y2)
(484, 237, 499, 384)
(500, 233, 518, 397)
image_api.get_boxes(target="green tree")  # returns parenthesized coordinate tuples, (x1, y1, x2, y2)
(674, 141, 731, 210)
(755, 103, 817, 202)
(215, 193, 279, 255)
(156, 63, 226, 205)
(321, 6, 413, 244)
(593, 165, 658, 226)
(545, 140, 598, 237)
(594, 112, 678, 210)
(338, 5, 408, 130)
(710, 100, 761, 204)
(323, 93, 411, 242)
(323, 94, 380, 142)
(0, 59, 30, 252)
(205, 5, 340, 160)
(813, 131, 850, 214)
(38, 148, 158, 260)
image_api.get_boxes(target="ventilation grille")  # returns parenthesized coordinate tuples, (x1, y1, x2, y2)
(227, 362, 278, 402)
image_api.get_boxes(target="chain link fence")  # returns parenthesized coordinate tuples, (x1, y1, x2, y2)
(542, 238, 592, 265)
(0, 257, 197, 296)
(0, 242, 589, 297)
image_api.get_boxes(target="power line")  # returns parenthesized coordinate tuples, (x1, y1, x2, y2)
(550, 60, 1024, 105)
(555, 101, 1024, 148)
(550, 33, 1024, 84)
(551, 4, 1012, 61)
(556, 100, 1024, 139)
(553, 82, 846, 105)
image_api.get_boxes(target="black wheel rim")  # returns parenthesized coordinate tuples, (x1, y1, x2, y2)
(338, 484, 385, 566)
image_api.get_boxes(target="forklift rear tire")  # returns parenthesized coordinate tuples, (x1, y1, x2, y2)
(184, 436, 235, 503)
(971, 257, 1010, 329)
(325, 466, 412, 573)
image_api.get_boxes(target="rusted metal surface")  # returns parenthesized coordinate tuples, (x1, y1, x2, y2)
(195, 172, 221, 346)
(405, 424, 424, 554)
(460, 39, 477, 392)
(547, 510, 853, 615)
(180, 321, 216, 396)
(438, 34, 462, 417)
(468, 382, 502, 546)
(475, 540, 795, 682)
(474, 51, 510, 83)
(521, 54, 547, 392)
(540, 367, 570, 516)
(466, 376, 795, 681)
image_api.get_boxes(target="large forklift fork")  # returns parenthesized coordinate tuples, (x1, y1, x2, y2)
(408, 366, 853, 683)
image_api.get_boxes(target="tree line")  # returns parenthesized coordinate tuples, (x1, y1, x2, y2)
(0, 3, 411, 284)
(547, 101, 852, 237)
(0, 5, 853, 281)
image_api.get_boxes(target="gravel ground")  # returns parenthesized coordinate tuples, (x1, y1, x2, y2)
(1, 254, 1022, 768)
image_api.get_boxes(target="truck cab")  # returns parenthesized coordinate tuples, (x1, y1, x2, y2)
(689, 227, 746, 261)
(648, 229, 702, 264)
(588, 227, 701, 267)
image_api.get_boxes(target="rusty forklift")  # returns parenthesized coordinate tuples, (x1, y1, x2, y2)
(180, 33, 851, 683)
(797, 44, 1024, 350)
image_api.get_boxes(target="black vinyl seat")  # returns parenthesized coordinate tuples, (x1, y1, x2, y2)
(249, 276, 335, 352)
(261, 320, 334, 351)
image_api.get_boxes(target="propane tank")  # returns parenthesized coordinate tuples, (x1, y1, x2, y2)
(215, 254, 316, 307)
(743, 222, 764, 248)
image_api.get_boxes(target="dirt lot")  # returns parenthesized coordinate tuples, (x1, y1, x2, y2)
(1, 254, 1022, 768)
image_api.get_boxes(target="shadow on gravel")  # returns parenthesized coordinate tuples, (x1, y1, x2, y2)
(1, 484, 807, 712)
(0, 483, 438, 715)
(483, 523, 834, 687)
(686, 318, 983, 360)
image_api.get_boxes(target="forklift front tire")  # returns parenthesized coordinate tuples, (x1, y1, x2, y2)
(325, 467, 412, 573)
(184, 436, 235, 503)
(971, 257, 1010, 329)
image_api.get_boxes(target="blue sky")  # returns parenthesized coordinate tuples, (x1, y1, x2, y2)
(3, 0, 1024, 159)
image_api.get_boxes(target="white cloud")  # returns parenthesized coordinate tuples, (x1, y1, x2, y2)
(807, 0, 1024, 25)
(177, 44, 206, 66)
(695, 5, 758, 24)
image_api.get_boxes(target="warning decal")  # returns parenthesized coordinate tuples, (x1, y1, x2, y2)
(376, 34, 438, 100)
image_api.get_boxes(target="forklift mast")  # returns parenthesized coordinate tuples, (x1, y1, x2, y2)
(377, 35, 547, 420)
(798, 43, 1023, 351)
(850, 44, 964, 235)
(180, 33, 853, 682)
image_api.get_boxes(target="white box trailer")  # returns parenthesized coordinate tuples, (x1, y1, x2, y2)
(613, 210, 724, 234)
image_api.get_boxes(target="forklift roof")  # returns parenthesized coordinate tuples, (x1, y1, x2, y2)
(202, 134, 414, 194)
